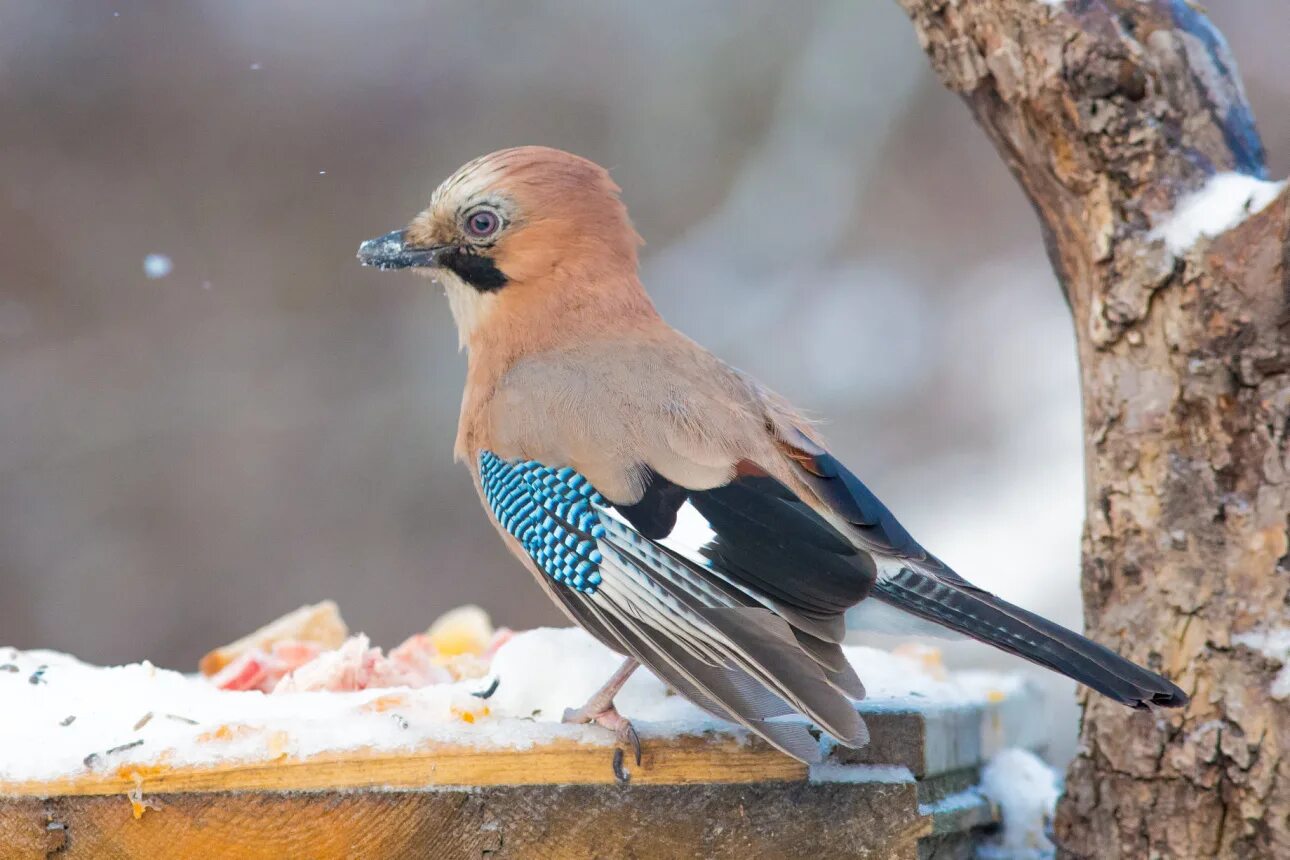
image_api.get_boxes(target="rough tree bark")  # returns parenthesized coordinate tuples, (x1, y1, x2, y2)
(895, 1, 1290, 857)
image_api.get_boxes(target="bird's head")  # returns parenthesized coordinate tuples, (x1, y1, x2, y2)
(358, 146, 650, 349)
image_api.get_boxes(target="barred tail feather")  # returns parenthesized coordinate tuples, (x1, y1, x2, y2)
(873, 566, 1188, 709)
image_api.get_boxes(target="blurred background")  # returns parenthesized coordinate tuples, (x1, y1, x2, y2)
(2, 1, 1286, 763)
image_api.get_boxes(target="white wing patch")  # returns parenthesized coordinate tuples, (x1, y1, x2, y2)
(657, 500, 717, 566)
(599, 500, 766, 609)
(598, 500, 716, 568)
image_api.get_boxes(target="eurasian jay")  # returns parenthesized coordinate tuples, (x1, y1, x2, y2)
(357, 146, 1187, 764)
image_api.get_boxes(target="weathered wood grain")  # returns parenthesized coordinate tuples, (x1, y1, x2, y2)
(0, 778, 930, 859)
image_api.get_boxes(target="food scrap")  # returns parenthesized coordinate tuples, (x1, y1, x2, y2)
(199, 600, 347, 677)
(204, 602, 512, 695)
(127, 772, 161, 820)
(891, 643, 948, 682)
(196, 724, 255, 744)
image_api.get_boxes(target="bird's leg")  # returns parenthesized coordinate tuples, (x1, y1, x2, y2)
(562, 657, 642, 764)
(563, 657, 639, 718)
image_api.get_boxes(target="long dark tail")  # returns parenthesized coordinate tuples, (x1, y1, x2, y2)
(872, 565, 1188, 709)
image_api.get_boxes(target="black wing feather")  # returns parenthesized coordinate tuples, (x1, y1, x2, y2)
(614, 470, 877, 633)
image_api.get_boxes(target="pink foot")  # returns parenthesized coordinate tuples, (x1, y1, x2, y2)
(562, 704, 642, 767)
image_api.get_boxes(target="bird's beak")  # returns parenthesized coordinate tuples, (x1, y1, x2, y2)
(356, 230, 445, 271)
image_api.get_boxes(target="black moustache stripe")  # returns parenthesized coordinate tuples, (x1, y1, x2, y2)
(440, 249, 509, 292)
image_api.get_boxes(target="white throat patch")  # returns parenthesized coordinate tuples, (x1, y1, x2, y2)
(434, 268, 500, 349)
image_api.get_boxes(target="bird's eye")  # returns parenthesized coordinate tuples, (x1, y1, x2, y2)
(464, 208, 500, 238)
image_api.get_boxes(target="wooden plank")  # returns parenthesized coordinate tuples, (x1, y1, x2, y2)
(0, 782, 933, 859)
(0, 734, 931, 858)
(0, 780, 930, 860)
(0, 692, 1037, 857)
(0, 735, 806, 798)
(848, 687, 1046, 778)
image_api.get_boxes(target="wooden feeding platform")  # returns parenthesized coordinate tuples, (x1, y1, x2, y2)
(0, 685, 1043, 859)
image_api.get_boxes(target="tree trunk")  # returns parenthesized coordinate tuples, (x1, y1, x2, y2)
(895, 1, 1290, 856)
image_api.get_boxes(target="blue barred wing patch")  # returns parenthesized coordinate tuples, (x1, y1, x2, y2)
(479, 451, 607, 594)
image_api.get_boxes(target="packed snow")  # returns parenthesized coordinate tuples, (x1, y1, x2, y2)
(976, 748, 1061, 860)
(0, 627, 1025, 783)
(808, 763, 913, 784)
(1234, 627, 1290, 699)
(1150, 172, 1286, 253)
(918, 786, 987, 818)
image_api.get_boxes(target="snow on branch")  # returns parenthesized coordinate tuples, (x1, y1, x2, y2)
(1149, 173, 1287, 254)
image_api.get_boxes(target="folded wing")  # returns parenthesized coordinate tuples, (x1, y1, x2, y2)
(478, 451, 873, 761)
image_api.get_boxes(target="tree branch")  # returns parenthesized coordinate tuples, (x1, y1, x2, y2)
(902, 0, 1274, 324)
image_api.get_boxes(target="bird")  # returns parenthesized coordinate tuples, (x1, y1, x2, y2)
(357, 146, 1188, 764)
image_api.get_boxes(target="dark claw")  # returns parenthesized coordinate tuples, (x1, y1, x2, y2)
(612, 747, 631, 784)
(623, 723, 642, 766)
(616, 722, 642, 768)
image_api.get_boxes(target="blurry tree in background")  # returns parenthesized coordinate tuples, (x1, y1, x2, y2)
(900, 0, 1290, 856)
(0, 1, 1287, 774)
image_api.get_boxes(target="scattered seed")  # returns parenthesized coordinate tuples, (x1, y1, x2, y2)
(105, 739, 144, 757)
(59, 715, 76, 727)
(391, 713, 409, 730)
(133, 712, 154, 731)
(0, 664, 18, 673)
(472, 677, 500, 700)
(83, 752, 100, 769)
(28, 665, 47, 685)
(164, 713, 199, 725)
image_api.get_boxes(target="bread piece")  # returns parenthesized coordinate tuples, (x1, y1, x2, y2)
(199, 600, 348, 676)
